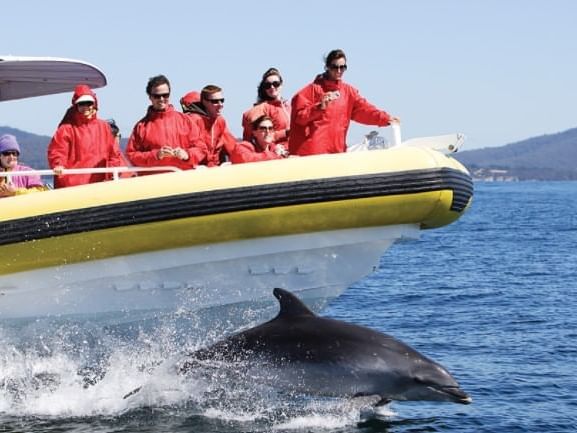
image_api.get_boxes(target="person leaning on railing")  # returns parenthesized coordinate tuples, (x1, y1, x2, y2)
(227, 115, 289, 164)
(47, 84, 129, 188)
(289, 49, 400, 156)
(0, 134, 47, 198)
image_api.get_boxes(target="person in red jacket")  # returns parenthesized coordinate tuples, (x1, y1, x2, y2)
(241, 67, 291, 151)
(289, 49, 400, 156)
(228, 115, 289, 164)
(48, 85, 127, 188)
(180, 85, 238, 167)
(126, 75, 207, 173)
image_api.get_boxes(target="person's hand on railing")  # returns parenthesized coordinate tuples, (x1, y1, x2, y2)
(0, 182, 17, 197)
(53, 165, 65, 175)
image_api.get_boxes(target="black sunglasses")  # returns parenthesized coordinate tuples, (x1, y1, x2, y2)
(329, 64, 348, 71)
(263, 81, 281, 89)
(206, 98, 225, 104)
(77, 101, 95, 107)
(1, 151, 19, 157)
(151, 93, 170, 99)
(258, 125, 274, 131)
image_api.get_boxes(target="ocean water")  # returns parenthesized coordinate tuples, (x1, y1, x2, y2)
(1, 181, 576, 432)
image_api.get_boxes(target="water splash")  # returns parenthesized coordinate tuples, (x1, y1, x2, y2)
(0, 301, 395, 428)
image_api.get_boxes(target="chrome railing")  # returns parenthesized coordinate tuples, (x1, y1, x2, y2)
(0, 166, 182, 181)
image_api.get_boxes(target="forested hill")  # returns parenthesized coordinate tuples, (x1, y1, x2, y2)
(454, 127, 577, 180)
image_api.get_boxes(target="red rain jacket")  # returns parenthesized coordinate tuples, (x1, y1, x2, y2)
(48, 85, 127, 188)
(182, 96, 238, 167)
(228, 141, 284, 164)
(125, 105, 207, 172)
(241, 99, 291, 145)
(289, 74, 391, 156)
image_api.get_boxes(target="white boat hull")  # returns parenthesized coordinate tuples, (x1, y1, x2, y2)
(0, 224, 418, 328)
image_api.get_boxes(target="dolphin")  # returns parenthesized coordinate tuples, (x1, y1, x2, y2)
(178, 288, 471, 406)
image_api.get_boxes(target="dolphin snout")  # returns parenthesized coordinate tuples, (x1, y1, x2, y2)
(444, 386, 472, 404)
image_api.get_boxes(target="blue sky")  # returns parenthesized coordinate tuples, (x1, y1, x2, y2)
(1, 0, 576, 150)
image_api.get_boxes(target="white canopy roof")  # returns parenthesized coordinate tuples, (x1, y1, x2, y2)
(0, 56, 107, 101)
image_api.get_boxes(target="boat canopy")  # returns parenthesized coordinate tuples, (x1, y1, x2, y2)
(0, 56, 107, 101)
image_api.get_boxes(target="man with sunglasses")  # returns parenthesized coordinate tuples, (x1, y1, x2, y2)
(126, 75, 207, 174)
(289, 49, 400, 156)
(180, 85, 238, 166)
(48, 85, 128, 188)
(0, 134, 46, 198)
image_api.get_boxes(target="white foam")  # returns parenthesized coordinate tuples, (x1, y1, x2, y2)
(0, 319, 392, 423)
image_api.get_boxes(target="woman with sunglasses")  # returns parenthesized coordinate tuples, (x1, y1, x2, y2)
(48, 85, 128, 188)
(228, 115, 289, 164)
(0, 134, 46, 198)
(241, 68, 291, 150)
(289, 49, 400, 156)
(126, 75, 207, 174)
(180, 85, 238, 167)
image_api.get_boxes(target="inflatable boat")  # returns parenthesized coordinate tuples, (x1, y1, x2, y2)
(0, 146, 472, 322)
(0, 56, 473, 328)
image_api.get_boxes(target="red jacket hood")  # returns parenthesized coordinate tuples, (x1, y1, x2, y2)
(59, 84, 100, 126)
(71, 84, 99, 109)
(180, 91, 210, 116)
(180, 91, 201, 106)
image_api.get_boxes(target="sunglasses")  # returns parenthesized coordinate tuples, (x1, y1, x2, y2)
(263, 81, 281, 89)
(329, 64, 348, 71)
(206, 98, 225, 104)
(77, 101, 95, 107)
(1, 151, 19, 157)
(151, 93, 170, 99)
(258, 125, 274, 132)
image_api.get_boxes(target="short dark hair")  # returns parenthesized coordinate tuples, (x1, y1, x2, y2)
(107, 119, 120, 137)
(146, 75, 171, 95)
(324, 49, 347, 68)
(251, 114, 274, 131)
(200, 84, 222, 101)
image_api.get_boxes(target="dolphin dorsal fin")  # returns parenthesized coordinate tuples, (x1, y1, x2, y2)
(273, 288, 316, 318)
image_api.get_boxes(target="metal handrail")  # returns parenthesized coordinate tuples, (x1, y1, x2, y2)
(0, 166, 182, 181)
